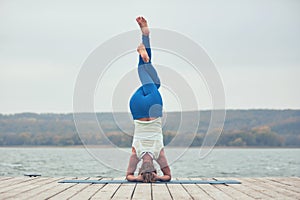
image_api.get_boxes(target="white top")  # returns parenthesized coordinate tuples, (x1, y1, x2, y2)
(132, 117, 164, 159)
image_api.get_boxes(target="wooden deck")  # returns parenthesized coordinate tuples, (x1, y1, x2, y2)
(0, 177, 299, 199)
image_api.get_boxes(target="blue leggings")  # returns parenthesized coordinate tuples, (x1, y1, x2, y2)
(129, 35, 163, 120)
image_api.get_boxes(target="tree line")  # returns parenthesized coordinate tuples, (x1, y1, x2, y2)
(0, 110, 299, 147)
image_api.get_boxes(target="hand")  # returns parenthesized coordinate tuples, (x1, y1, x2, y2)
(152, 172, 160, 181)
(135, 174, 144, 182)
(151, 172, 171, 182)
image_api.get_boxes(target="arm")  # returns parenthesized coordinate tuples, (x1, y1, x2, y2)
(152, 166, 171, 182)
(155, 149, 171, 182)
(126, 174, 143, 182)
(126, 148, 143, 182)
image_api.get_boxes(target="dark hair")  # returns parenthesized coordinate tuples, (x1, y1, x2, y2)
(139, 162, 157, 183)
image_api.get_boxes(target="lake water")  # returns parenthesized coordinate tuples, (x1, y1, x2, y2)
(0, 147, 299, 178)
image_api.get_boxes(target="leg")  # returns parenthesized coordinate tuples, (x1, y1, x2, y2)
(129, 16, 163, 120)
(138, 64, 160, 94)
(139, 35, 152, 65)
(136, 17, 160, 88)
(130, 61, 162, 119)
(136, 16, 151, 64)
(137, 44, 160, 89)
(143, 63, 161, 89)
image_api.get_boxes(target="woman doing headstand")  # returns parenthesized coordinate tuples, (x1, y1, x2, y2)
(126, 16, 171, 182)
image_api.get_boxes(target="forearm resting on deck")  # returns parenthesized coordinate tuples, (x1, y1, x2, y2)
(159, 166, 171, 181)
(126, 152, 140, 181)
(154, 174, 171, 182)
(156, 149, 171, 181)
(126, 174, 143, 182)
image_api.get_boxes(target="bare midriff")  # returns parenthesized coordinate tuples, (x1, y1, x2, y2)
(137, 117, 157, 121)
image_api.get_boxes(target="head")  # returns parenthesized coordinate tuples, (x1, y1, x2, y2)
(139, 161, 157, 183)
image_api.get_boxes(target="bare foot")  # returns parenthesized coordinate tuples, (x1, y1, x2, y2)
(136, 16, 150, 36)
(137, 43, 150, 63)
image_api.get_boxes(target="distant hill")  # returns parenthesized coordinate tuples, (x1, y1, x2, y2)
(0, 109, 299, 147)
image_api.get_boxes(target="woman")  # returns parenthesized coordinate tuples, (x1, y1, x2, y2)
(126, 16, 171, 182)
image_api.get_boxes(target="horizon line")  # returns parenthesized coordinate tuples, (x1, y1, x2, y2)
(1, 108, 300, 115)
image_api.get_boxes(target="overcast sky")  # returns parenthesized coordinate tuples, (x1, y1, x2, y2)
(0, 0, 299, 114)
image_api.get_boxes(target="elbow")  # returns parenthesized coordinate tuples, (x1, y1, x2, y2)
(166, 175, 171, 182)
(159, 174, 171, 182)
(126, 174, 135, 182)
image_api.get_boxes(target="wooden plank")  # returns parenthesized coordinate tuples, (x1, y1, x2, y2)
(243, 178, 290, 199)
(290, 177, 300, 181)
(0, 177, 14, 181)
(91, 177, 122, 200)
(69, 184, 104, 200)
(111, 183, 136, 200)
(91, 183, 121, 199)
(267, 177, 300, 193)
(0, 177, 19, 188)
(1, 177, 63, 199)
(230, 177, 273, 200)
(69, 177, 108, 200)
(261, 177, 300, 197)
(180, 178, 213, 200)
(152, 182, 172, 200)
(251, 178, 299, 199)
(0, 177, 41, 193)
(31, 177, 86, 199)
(212, 178, 255, 200)
(48, 177, 92, 200)
(0, 177, 37, 191)
(191, 178, 233, 200)
(7, 177, 64, 200)
(132, 183, 152, 200)
(0, 177, 299, 200)
(166, 178, 193, 200)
